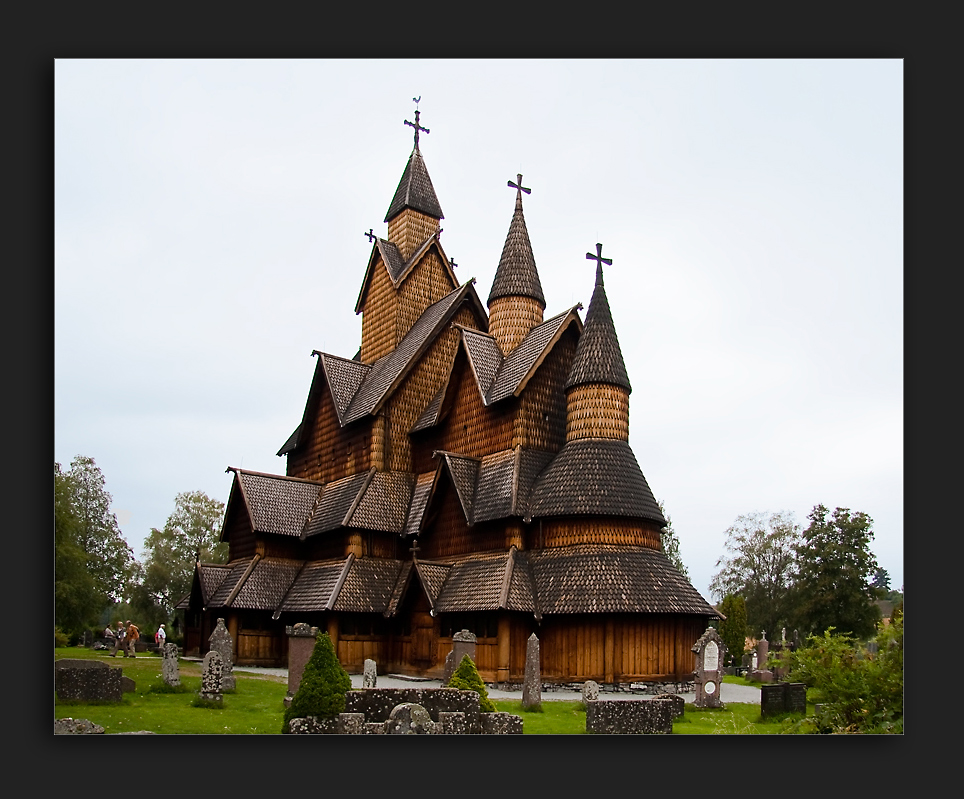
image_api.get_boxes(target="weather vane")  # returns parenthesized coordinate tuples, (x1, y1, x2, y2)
(404, 97, 429, 150)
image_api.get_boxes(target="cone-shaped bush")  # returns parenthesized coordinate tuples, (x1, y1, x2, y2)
(282, 632, 352, 733)
(447, 653, 495, 713)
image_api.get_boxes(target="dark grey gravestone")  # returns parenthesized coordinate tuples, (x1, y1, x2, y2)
(199, 650, 223, 705)
(54, 659, 123, 702)
(452, 629, 477, 670)
(363, 658, 377, 688)
(162, 642, 180, 686)
(787, 682, 807, 714)
(208, 618, 235, 691)
(522, 633, 542, 710)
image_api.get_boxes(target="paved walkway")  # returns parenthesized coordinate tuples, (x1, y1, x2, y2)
(230, 664, 762, 704)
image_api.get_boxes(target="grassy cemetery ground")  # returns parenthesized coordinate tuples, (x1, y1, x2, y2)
(54, 648, 800, 734)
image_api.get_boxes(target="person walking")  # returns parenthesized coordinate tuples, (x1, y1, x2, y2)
(155, 623, 166, 653)
(125, 619, 140, 658)
(111, 621, 126, 657)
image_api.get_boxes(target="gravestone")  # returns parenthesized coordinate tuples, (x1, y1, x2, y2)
(751, 631, 773, 682)
(208, 618, 235, 691)
(761, 681, 808, 718)
(692, 627, 726, 708)
(54, 659, 123, 702)
(285, 623, 319, 706)
(162, 642, 181, 687)
(199, 650, 223, 705)
(452, 629, 477, 670)
(54, 717, 105, 734)
(582, 680, 600, 705)
(386, 702, 436, 734)
(522, 633, 542, 710)
(363, 658, 377, 689)
(442, 649, 456, 684)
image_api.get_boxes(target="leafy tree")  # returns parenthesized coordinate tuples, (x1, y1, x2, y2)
(657, 499, 689, 579)
(282, 632, 351, 732)
(55, 462, 100, 635)
(709, 510, 800, 639)
(447, 654, 495, 712)
(784, 612, 903, 734)
(716, 594, 748, 667)
(140, 490, 227, 617)
(790, 505, 881, 640)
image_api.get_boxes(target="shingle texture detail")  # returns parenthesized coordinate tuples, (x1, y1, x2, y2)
(384, 148, 444, 222)
(528, 544, 717, 615)
(414, 561, 451, 607)
(349, 472, 416, 533)
(333, 558, 406, 613)
(440, 453, 480, 522)
(487, 193, 545, 307)
(565, 263, 631, 392)
(229, 557, 304, 610)
(487, 309, 578, 403)
(303, 472, 372, 537)
(206, 558, 257, 608)
(237, 471, 321, 537)
(197, 564, 232, 606)
(528, 439, 665, 524)
(320, 354, 371, 423)
(280, 559, 349, 613)
(403, 471, 436, 537)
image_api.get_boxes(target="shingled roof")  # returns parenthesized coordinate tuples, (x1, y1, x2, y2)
(225, 469, 322, 539)
(433, 549, 536, 614)
(487, 184, 545, 308)
(301, 470, 416, 538)
(385, 146, 444, 223)
(527, 438, 666, 525)
(528, 544, 718, 616)
(565, 261, 631, 392)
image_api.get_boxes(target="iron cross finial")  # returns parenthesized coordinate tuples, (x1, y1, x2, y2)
(365, 228, 376, 243)
(450, 257, 457, 269)
(586, 243, 612, 268)
(404, 100, 430, 150)
(508, 173, 531, 197)
(409, 539, 421, 560)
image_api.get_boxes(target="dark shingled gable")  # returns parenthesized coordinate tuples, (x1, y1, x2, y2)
(234, 470, 322, 538)
(384, 147, 444, 222)
(527, 439, 666, 525)
(434, 551, 510, 613)
(348, 471, 415, 533)
(403, 471, 436, 538)
(438, 452, 480, 523)
(279, 559, 350, 613)
(319, 354, 371, 424)
(302, 471, 373, 538)
(229, 557, 304, 610)
(528, 544, 718, 616)
(565, 262, 631, 392)
(414, 561, 451, 609)
(333, 558, 406, 613)
(206, 558, 258, 608)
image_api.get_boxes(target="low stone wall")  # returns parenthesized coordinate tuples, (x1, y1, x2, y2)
(54, 659, 125, 702)
(585, 697, 678, 734)
(344, 687, 483, 733)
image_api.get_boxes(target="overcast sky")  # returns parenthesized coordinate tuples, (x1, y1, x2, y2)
(54, 59, 903, 599)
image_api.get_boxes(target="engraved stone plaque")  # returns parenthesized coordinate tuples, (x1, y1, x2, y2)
(704, 640, 719, 672)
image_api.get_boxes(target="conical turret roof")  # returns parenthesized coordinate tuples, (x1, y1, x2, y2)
(565, 259, 631, 393)
(384, 147, 444, 223)
(487, 180, 545, 308)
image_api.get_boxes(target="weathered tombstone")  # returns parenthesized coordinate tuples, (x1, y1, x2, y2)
(442, 649, 456, 684)
(162, 642, 180, 687)
(54, 717, 105, 734)
(54, 659, 124, 702)
(199, 650, 223, 705)
(363, 658, 377, 689)
(692, 627, 726, 708)
(285, 623, 319, 706)
(208, 618, 235, 691)
(452, 629, 477, 670)
(522, 633, 542, 710)
(582, 680, 600, 705)
(386, 702, 436, 734)
(751, 651, 758, 670)
(751, 630, 773, 682)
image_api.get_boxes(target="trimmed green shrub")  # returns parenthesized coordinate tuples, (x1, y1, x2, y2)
(447, 654, 495, 713)
(54, 627, 69, 648)
(281, 632, 351, 733)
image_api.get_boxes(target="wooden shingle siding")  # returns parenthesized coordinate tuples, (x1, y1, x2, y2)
(488, 295, 544, 356)
(388, 208, 439, 262)
(360, 261, 399, 363)
(513, 327, 575, 451)
(565, 383, 630, 442)
(539, 518, 662, 550)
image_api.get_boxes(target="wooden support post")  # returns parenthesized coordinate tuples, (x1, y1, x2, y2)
(498, 615, 512, 688)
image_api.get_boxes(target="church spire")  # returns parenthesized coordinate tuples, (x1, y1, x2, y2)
(565, 244, 631, 443)
(487, 173, 546, 354)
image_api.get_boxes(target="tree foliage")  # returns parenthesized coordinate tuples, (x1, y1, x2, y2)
(282, 632, 352, 732)
(709, 510, 800, 638)
(790, 505, 881, 640)
(140, 490, 227, 617)
(447, 654, 495, 712)
(657, 499, 689, 579)
(783, 612, 903, 734)
(716, 594, 748, 667)
(55, 457, 135, 636)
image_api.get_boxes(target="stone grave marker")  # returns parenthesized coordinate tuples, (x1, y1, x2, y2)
(386, 702, 436, 734)
(162, 642, 181, 687)
(208, 618, 235, 691)
(582, 680, 600, 705)
(692, 626, 726, 708)
(452, 629, 477, 669)
(199, 650, 223, 705)
(522, 633, 542, 710)
(285, 623, 319, 706)
(363, 658, 377, 688)
(442, 649, 456, 684)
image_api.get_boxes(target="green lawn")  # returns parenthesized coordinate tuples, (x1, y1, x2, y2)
(55, 648, 801, 734)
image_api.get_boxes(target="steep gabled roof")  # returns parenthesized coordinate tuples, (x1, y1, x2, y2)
(472, 448, 555, 524)
(224, 468, 322, 540)
(318, 354, 371, 425)
(565, 261, 631, 392)
(223, 557, 305, 610)
(278, 557, 352, 613)
(403, 470, 438, 537)
(433, 548, 536, 614)
(300, 469, 417, 538)
(487, 183, 545, 308)
(353, 232, 459, 314)
(333, 557, 408, 613)
(436, 451, 480, 523)
(527, 438, 665, 525)
(528, 544, 718, 616)
(385, 146, 444, 223)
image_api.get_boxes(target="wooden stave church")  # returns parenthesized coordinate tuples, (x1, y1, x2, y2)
(178, 110, 719, 684)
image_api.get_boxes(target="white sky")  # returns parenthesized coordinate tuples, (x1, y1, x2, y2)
(54, 59, 903, 599)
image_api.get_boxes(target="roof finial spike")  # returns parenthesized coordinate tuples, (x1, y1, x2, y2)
(404, 97, 430, 151)
(586, 242, 612, 286)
